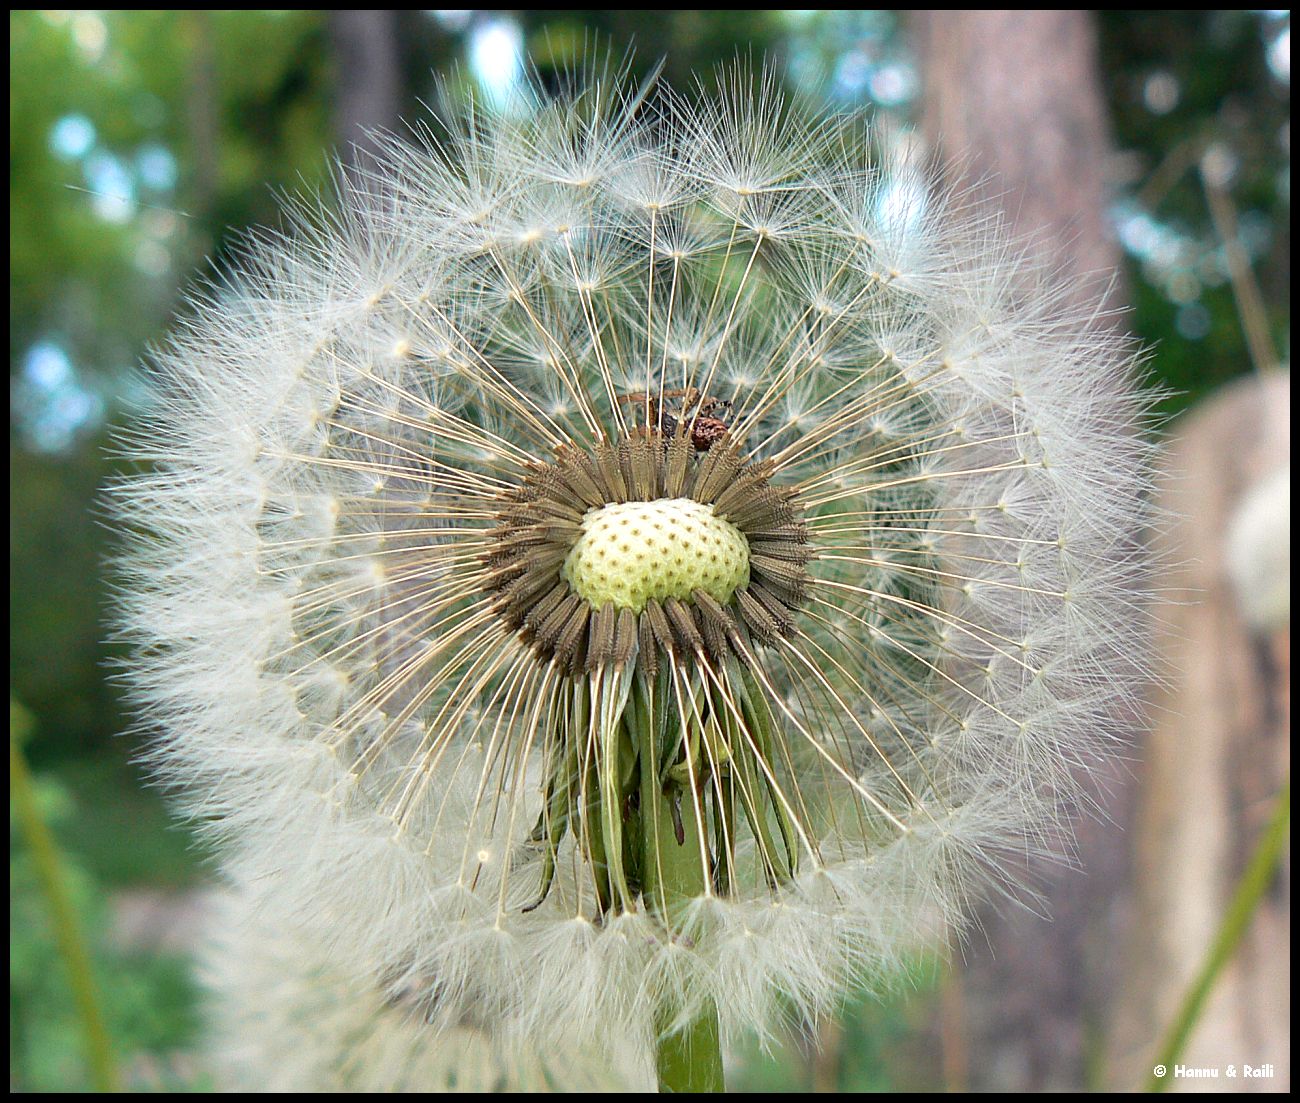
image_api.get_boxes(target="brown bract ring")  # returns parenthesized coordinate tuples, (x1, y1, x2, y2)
(482, 430, 814, 677)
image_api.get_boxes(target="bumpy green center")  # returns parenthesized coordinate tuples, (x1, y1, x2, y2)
(561, 498, 750, 613)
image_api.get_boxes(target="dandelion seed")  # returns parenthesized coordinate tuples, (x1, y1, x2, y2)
(203, 875, 648, 1091)
(113, 60, 1156, 1092)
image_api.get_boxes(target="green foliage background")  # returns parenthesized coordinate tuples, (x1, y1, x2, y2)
(9, 9, 1288, 1092)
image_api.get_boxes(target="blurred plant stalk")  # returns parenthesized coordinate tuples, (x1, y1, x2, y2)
(10, 703, 120, 1093)
(1148, 779, 1290, 1091)
(1201, 162, 1282, 378)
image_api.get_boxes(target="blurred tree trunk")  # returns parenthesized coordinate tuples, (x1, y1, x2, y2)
(1106, 373, 1290, 1092)
(914, 10, 1122, 313)
(912, 11, 1131, 1091)
(330, 10, 403, 173)
(915, 12, 1291, 1094)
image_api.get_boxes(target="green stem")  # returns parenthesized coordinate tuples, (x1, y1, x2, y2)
(637, 678, 725, 1094)
(10, 725, 120, 1092)
(1147, 777, 1290, 1092)
(655, 1000, 724, 1095)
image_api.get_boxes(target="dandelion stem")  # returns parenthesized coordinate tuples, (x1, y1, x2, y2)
(636, 676, 725, 1093)
(654, 1000, 724, 1095)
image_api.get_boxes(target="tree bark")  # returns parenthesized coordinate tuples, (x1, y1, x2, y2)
(329, 10, 403, 174)
(914, 10, 1122, 313)
(1107, 373, 1290, 1092)
(913, 11, 1131, 1091)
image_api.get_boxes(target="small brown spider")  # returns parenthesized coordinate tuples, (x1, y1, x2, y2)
(617, 387, 734, 452)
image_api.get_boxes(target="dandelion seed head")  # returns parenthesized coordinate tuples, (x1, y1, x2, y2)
(203, 876, 650, 1092)
(112, 59, 1157, 1057)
